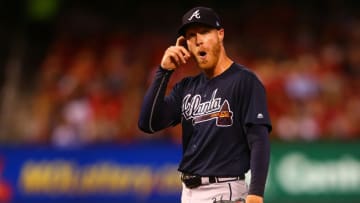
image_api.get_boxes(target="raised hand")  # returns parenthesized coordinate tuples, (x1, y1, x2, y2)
(160, 36, 191, 70)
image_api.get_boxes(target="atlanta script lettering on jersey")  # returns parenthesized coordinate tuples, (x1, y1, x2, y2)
(182, 89, 233, 126)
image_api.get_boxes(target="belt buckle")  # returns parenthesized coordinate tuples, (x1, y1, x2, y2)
(181, 174, 202, 189)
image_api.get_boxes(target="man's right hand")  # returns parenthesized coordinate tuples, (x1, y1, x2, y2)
(160, 36, 191, 70)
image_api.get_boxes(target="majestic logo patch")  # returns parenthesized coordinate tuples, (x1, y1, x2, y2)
(188, 9, 201, 21)
(257, 113, 264, 119)
(182, 89, 233, 127)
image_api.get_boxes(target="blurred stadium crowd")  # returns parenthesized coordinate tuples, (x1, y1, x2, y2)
(0, 0, 359, 147)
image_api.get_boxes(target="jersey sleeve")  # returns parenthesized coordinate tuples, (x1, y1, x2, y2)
(138, 67, 183, 133)
(243, 74, 272, 132)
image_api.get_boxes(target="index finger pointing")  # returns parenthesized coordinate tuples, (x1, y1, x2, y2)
(176, 36, 186, 47)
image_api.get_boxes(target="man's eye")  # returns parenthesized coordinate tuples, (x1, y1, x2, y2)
(187, 33, 196, 38)
(201, 29, 210, 34)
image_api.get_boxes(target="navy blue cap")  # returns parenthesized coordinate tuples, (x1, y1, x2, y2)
(178, 7, 222, 36)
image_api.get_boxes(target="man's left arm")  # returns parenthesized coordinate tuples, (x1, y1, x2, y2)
(246, 124, 271, 203)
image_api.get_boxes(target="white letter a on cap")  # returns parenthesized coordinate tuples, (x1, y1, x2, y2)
(188, 9, 201, 21)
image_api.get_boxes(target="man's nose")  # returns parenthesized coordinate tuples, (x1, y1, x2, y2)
(195, 33, 203, 46)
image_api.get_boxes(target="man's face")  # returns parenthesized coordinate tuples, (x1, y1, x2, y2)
(184, 25, 224, 70)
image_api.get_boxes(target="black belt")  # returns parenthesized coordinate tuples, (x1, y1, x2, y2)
(181, 173, 245, 189)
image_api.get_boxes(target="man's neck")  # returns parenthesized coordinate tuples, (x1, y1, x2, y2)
(204, 56, 233, 79)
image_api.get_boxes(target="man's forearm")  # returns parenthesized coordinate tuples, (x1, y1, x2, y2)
(138, 67, 174, 133)
(246, 125, 270, 196)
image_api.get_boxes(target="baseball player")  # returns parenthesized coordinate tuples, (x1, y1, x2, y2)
(138, 6, 271, 203)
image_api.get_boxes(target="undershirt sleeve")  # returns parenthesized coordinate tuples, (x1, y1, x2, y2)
(246, 124, 270, 197)
(138, 66, 182, 133)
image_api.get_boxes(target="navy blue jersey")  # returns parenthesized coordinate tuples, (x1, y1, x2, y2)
(138, 63, 271, 177)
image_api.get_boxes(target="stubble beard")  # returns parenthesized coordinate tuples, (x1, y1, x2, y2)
(196, 41, 221, 70)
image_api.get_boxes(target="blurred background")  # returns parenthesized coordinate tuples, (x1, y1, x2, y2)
(0, 0, 359, 202)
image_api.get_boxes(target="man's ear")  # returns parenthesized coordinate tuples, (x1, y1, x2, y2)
(218, 28, 225, 41)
